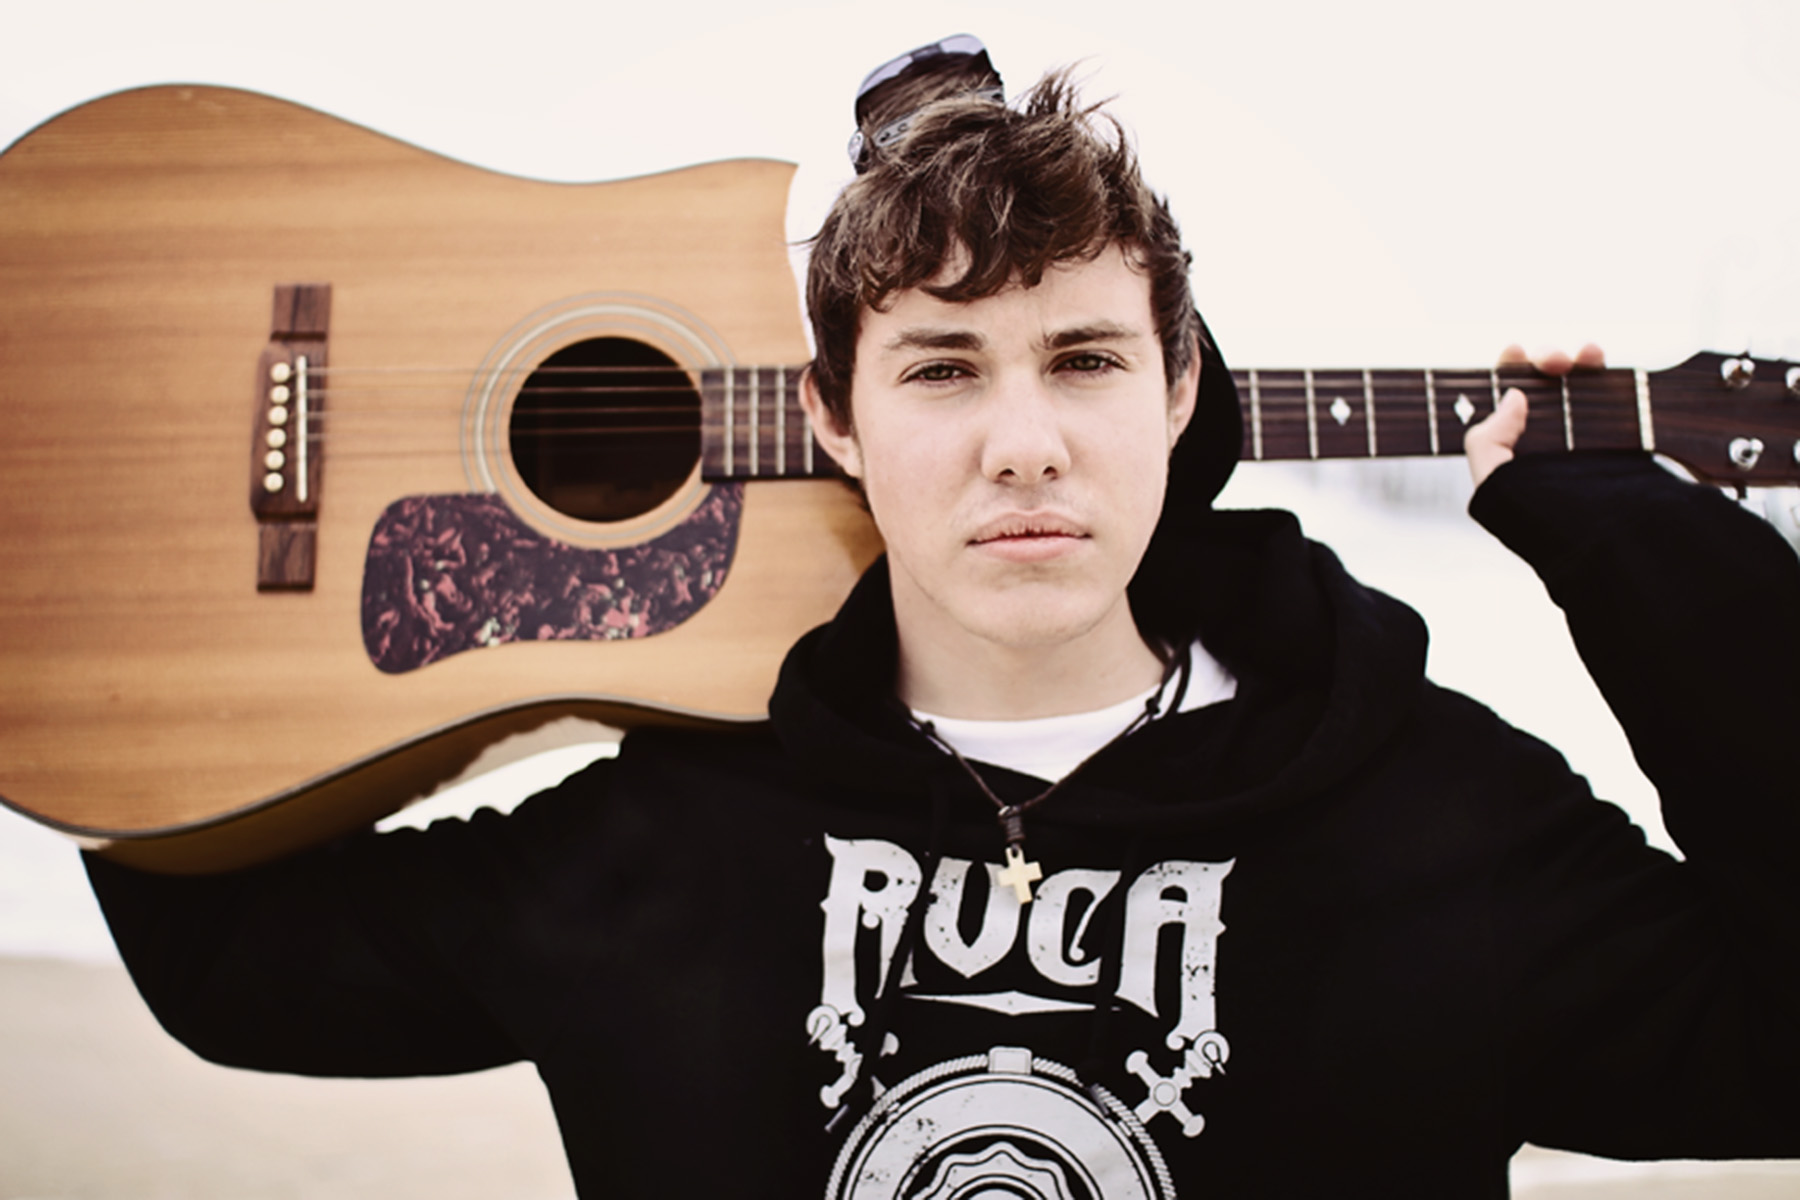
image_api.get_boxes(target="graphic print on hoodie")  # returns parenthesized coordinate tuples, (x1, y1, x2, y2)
(810, 831, 1234, 1198)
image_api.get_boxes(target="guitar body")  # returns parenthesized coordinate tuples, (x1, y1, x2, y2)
(0, 86, 881, 870)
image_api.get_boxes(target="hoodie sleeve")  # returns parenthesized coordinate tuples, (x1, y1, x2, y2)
(1470, 452, 1800, 1155)
(82, 753, 618, 1078)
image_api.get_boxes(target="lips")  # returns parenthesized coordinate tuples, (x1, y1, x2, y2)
(967, 514, 1090, 563)
(969, 513, 1087, 544)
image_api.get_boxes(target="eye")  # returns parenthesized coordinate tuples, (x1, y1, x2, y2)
(902, 361, 970, 385)
(1056, 351, 1122, 376)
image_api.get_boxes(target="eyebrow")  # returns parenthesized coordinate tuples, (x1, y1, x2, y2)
(882, 327, 984, 353)
(880, 320, 1146, 355)
(1043, 321, 1143, 350)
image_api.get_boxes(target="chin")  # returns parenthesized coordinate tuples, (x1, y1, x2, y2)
(957, 585, 1123, 650)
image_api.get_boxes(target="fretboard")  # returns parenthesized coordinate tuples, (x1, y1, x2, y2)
(1229, 365, 1650, 463)
(698, 366, 837, 481)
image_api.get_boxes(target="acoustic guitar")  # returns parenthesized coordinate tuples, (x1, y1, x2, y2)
(3, 86, 1796, 872)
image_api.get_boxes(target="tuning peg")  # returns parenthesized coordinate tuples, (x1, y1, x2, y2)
(1787, 365, 1800, 398)
(1721, 357, 1756, 389)
(1730, 437, 1765, 469)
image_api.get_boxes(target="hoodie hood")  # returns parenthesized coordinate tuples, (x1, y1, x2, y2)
(770, 500, 1429, 835)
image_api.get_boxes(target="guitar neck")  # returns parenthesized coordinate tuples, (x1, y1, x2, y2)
(695, 363, 1652, 480)
(1231, 364, 1648, 464)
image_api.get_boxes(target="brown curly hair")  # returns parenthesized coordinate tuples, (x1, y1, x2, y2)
(805, 69, 1200, 432)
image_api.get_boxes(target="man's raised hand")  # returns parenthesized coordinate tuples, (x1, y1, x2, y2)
(1465, 343, 1607, 487)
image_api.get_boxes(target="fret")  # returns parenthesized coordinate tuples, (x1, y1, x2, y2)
(1363, 368, 1377, 458)
(1248, 369, 1264, 461)
(1430, 370, 1495, 445)
(1368, 370, 1434, 457)
(1235, 369, 1317, 462)
(1231, 367, 1272, 461)
(1424, 369, 1440, 456)
(1563, 368, 1642, 455)
(1504, 369, 1569, 457)
(765, 367, 784, 477)
(699, 369, 729, 478)
(1316, 369, 1350, 458)
(788, 371, 831, 478)
(1310, 368, 1375, 460)
(748, 367, 760, 476)
(767, 369, 779, 477)
(802, 375, 816, 475)
(755, 366, 778, 479)
(1560, 375, 1573, 451)
(775, 365, 786, 477)
(739, 367, 756, 477)
(722, 369, 735, 476)
(1635, 369, 1655, 452)
(1304, 369, 1319, 460)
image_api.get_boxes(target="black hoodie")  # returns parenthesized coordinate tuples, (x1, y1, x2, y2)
(87, 452, 1800, 1197)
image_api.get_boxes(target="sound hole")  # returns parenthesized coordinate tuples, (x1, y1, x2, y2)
(509, 337, 700, 523)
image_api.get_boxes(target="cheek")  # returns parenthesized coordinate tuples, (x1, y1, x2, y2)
(857, 414, 956, 493)
(1101, 433, 1177, 553)
(1100, 419, 1174, 492)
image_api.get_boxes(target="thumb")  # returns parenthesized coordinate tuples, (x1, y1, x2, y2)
(1465, 387, 1527, 488)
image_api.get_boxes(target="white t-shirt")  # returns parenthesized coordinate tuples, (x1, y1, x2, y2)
(911, 641, 1236, 783)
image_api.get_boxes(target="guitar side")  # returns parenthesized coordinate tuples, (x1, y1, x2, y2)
(0, 85, 881, 870)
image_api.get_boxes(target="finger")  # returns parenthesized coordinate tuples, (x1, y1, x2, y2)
(1465, 386, 1528, 488)
(1532, 348, 1576, 376)
(1475, 386, 1529, 445)
(1495, 343, 1608, 374)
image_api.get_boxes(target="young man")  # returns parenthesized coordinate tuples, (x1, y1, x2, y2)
(87, 42, 1800, 1198)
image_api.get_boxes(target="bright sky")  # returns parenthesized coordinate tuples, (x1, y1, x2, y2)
(3, 0, 1798, 960)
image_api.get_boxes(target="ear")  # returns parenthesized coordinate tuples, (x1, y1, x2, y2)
(1166, 333, 1202, 444)
(800, 368, 864, 479)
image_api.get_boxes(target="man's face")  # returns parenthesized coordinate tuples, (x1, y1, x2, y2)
(808, 245, 1198, 665)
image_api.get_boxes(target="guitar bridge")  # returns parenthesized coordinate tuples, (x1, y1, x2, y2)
(251, 284, 330, 589)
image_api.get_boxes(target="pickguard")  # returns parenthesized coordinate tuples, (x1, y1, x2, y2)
(361, 485, 742, 673)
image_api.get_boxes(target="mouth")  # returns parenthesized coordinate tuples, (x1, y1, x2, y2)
(969, 515, 1089, 561)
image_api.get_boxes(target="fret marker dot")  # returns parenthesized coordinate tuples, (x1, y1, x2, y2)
(1454, 394, 1476, 425)
(1330, 396, 1352, 426)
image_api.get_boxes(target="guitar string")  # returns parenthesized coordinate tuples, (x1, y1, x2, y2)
(96, 361, 1647, 463)
(282, 396, 1655, 436)
(146, 373, 1645, 415)
(3, 422, 1654, 466)
(286, 392, 1639, 441)
(283, 372, 1629, 411)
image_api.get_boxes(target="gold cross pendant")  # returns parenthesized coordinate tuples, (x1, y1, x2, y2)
(998, 844, 1044, 904)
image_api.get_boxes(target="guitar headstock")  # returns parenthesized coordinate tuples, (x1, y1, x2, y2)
(1650, 351, 1800, 486)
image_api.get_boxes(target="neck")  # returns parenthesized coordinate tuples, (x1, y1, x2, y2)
(894, 595, 1166, 721)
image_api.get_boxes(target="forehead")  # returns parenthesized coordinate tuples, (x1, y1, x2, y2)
(857, 245, 1158, 354)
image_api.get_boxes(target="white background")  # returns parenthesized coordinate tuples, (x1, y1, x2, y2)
(3, 0, 1797, 967)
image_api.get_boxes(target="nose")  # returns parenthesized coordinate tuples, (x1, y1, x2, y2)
(980, 374, 1071, 484)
